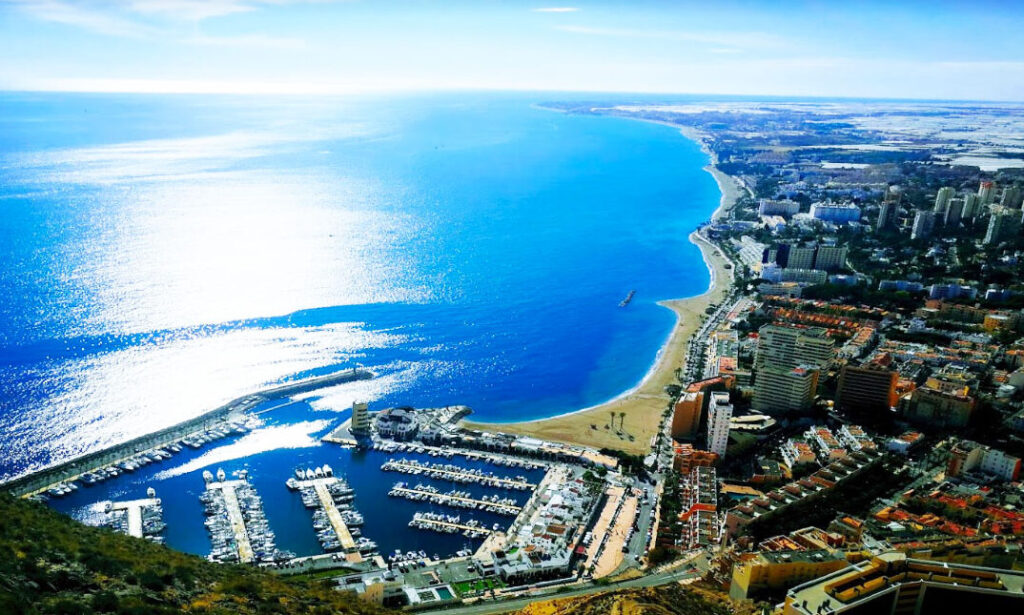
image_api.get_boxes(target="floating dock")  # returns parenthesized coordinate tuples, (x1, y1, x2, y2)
(104, 490, 165, 542)
(215, 480, 255, 563)
(202, 469, 286, 565)
(111, 497, 161, 538)
(388, 484, 521, 516)
(381, 459, 536, 490)
(312, 481, 361, 563)
(409, 512, 492, 538)
(288, 467, 375, 563)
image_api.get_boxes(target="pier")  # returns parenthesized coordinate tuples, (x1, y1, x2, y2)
(110, 497, 161, 538)
(288, 467, 375, 562)
(381, 459, 536, 490)
(202, 469, 285, 565)
(388, 484, 521, 516)
(313, 482, 362, 563)
(3, 368, 373, 498)
(409, 512, 492, 537)
(104, 491, 165, 542)
(211, 480, 255, 564)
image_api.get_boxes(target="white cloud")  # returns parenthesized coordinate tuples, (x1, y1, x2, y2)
(184, 33, 307, 49)
(126, 0, 257, 21)
(554, 24, 784, 50)
(6, 0, 156, 37)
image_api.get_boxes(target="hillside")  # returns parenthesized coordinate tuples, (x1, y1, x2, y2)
(0, 493, 390, 615)
(514, 584, 755, 615)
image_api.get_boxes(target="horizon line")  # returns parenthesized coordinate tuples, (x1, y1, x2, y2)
(1, 84, 1022, 105)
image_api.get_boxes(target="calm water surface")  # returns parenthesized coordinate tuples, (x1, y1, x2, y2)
(0, 92, 718, 556)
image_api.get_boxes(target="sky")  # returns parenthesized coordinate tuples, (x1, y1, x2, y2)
(1, 0, 1022, 100)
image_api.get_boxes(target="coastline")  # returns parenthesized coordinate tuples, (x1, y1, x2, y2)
(463, 232, 732, 456)
(462, 115, 739, 455)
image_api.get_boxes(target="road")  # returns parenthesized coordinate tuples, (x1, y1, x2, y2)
(421, 563, 704, 615)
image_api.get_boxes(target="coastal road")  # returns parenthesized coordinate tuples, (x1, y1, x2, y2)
(421, 565, 703, 615)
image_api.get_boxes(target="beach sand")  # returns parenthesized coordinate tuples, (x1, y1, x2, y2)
(462, 120, 742, 456)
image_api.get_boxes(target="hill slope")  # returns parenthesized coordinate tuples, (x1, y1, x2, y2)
(514, 584, 752, 615)
(0, 493, 390, 615)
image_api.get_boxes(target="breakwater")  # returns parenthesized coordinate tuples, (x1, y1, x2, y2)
(2, 368, 373, 497)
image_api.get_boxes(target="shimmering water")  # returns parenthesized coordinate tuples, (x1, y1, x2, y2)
(1, 91, 719, 557)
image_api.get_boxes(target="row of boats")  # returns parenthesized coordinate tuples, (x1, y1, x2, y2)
(101, 488, 166, 543)
(287, 467, 378, 557)
(34, 417, 258, 501)
(380, 459, 534, 491)
(408, 512, 495, 539)
(388, 482, 520, 516)
(373, 441, 456, 457)
(370, 440, 545, 471)
(201, 469, 292, 565)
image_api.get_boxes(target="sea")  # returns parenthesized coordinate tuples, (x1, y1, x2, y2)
(0, 91, 720, 558)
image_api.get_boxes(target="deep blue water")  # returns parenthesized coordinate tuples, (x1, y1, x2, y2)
(0, 91, 719, 557)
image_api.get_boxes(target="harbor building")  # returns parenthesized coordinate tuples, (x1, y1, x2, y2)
(374, 407, 419, 440)
(707, 392, 733, 458)
(350, 402, 371, 435)
(782, 552, 1024, 615)
(835, 362, 898, 417)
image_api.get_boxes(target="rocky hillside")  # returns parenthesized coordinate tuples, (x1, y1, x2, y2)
(0, 493, 390, 615)
(514, 584, 753, 615)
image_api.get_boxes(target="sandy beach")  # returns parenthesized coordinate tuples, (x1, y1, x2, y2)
(463, 118, 742, 456)
(463, 233, 735, 456)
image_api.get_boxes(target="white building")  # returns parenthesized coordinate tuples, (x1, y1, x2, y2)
(810, 202, 861, 224)
(707, 391, 733, 458)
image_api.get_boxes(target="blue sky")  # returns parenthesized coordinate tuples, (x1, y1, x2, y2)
(1, 0, 1022, 100)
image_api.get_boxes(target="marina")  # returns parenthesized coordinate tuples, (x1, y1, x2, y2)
(103, 488, 165, 542)
(370, 440, 546, 471)
(381, 459, 536, 491)
(408, 511, 493, 539)
(287, 466, 376, 562)
(388, 482, 521, 516)
(4, 368, 373, 499)
(202, 468, 289, 565)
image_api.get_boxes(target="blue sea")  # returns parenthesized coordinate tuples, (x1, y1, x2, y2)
(0, 91, 719, 557)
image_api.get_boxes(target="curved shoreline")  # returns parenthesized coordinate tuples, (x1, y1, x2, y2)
(464, 119, 741, 454)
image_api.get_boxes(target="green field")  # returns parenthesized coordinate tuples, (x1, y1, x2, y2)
(453, 577, 505, 595)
